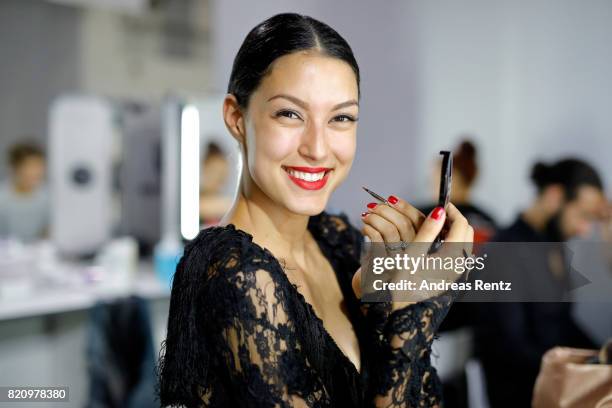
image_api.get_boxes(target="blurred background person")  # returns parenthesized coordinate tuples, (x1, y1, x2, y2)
(0, 140, 49, 242)
(521, 159, 605, 241)
(199, 141, 232, 227)
(421, 139, 497, 243)
(474, 158, 607, 408)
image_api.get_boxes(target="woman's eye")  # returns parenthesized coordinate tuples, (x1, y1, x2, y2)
(275, 110, 301, 120)
(331, 114, 357, 123)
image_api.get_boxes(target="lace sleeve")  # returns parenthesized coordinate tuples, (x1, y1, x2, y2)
(212, 264, 331, 407)
(157, 227, 330, 408)
(364, 297, 450, 407)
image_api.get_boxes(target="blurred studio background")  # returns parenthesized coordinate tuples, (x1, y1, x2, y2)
(1, 0, 611, 407)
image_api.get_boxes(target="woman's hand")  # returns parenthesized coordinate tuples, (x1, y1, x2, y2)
(352, 197, 474, 310)
(361, 195, 427, 243)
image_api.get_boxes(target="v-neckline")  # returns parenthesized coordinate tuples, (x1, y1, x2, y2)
(217, 222, 362, 377)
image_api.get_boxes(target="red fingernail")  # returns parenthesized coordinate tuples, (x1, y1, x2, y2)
(430, 206, 445, 220)
(361, 212, 369, 217)
(388, 195, 399, 205)
(367, 202, 377, 209)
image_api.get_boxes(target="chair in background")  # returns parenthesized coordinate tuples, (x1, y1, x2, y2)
(85, 295, 157, 408)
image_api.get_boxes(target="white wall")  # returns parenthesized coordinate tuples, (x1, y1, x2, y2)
(0, 0, 81, 180)
(79, 2, 212, 100)
(211, 0, 612, 225)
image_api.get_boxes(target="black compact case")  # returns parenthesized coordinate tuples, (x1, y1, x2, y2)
(430, 150, 452, 252)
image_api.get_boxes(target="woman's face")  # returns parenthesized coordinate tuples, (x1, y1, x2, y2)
(241, 51, 359, 215)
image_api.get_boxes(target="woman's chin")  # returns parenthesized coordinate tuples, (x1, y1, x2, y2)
(286, 199, 328, 216)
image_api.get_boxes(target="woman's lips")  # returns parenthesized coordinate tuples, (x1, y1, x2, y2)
(283, 166, 332, 191)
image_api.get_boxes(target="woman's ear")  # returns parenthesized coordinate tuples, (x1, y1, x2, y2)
(223, 94, 246, 145)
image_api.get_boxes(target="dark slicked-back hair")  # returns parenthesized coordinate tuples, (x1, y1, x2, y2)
(227, 13, 360, 109)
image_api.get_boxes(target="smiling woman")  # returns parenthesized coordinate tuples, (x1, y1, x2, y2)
(228, 48, 359, 217)
(157, 12, 471, 408)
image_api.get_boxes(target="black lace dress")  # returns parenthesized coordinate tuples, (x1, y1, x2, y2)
(157, 211, 451, 407)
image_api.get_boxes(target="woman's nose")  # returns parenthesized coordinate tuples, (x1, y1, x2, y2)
(298, 122, 329, 161)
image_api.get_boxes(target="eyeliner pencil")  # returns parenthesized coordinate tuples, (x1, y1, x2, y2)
(362, 186, 389, 205)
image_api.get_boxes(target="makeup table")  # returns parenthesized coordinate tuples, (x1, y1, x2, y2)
(0, 260, 171, 408)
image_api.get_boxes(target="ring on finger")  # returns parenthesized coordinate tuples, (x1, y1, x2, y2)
(385, 241, 410, 252)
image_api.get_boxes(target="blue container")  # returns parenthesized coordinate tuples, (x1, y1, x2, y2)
(154, 245, 183, 290)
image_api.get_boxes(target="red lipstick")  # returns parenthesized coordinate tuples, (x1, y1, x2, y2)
(285, 166, 332, 173)
(283, 166, 332, 191)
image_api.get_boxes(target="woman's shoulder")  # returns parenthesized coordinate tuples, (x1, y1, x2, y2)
(179, 224, 280, 286)
(160, 226, 285, 408)
(185, 223, 257, 256)
(308, 211, 363, 260)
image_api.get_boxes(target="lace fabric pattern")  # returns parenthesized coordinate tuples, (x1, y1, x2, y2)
(157, 212, 451, 407)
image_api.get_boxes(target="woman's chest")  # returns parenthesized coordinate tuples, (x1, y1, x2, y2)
(285, 253, 362, 373)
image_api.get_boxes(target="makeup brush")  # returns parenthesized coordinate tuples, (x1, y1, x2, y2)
(362, 186, 389, 205)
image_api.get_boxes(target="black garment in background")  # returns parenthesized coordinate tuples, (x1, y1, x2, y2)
(86, 295, 156, 408)
(473, 216, 595, 408)
(419, 203, 497, 243)
(158, 212, 453, 407)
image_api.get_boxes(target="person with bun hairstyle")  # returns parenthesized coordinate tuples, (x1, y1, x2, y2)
(523, 159, 605, 240)
(157, 13, 473, 407)
(474, 158, 606, 408)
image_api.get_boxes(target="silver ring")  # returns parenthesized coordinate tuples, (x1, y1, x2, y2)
(385, 241, 409, 252)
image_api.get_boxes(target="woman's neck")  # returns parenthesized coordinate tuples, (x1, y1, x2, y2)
(221, 185, 311, 264)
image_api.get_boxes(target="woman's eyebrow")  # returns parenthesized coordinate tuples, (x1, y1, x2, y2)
(267, 94, 307, 108)
(332, 100, 359, 110)
(267, 94, 359, 110)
